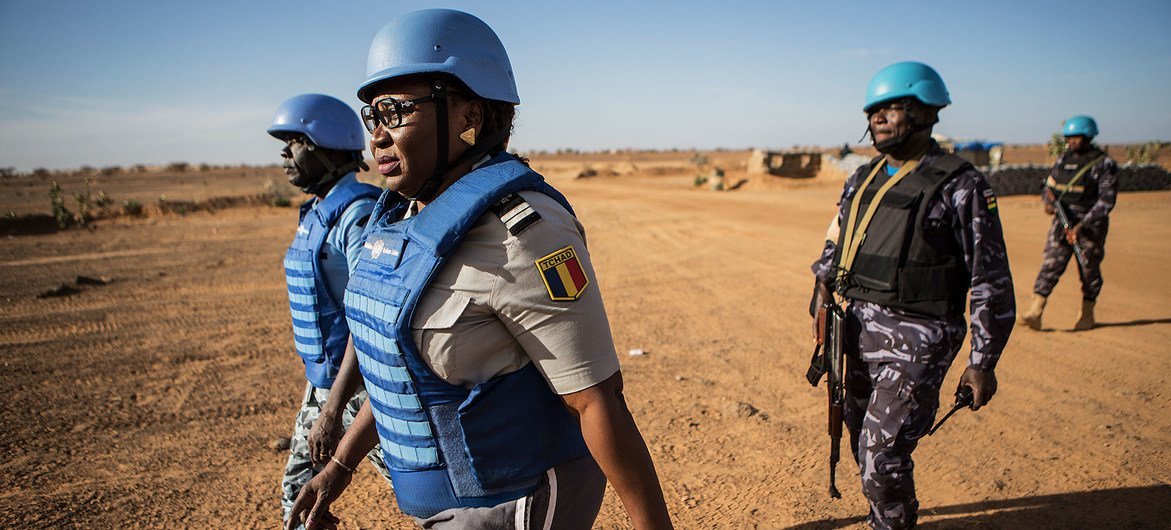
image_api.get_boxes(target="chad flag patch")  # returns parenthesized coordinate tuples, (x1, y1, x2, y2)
(535, 245, 590, 301)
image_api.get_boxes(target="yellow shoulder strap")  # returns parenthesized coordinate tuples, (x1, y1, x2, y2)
(836, 153, 925, 284)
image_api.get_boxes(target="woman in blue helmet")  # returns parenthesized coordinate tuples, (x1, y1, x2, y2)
(286, 9, 672, 530)
(267, 93, 393, 528)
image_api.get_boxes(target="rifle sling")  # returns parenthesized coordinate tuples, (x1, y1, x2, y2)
(836, 151, 926, 284)
(1051, 153, 1106, 203)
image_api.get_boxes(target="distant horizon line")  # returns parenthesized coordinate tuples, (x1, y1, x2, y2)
(4, 140, 1167, 174)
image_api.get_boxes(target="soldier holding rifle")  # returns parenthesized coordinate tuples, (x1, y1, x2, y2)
(1018, 115, 1119, 331)
(809, 62, 1016, 529)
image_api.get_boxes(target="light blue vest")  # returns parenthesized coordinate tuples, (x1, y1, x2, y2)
(344, 153, 590, 518)
(284, 178, 381, 388)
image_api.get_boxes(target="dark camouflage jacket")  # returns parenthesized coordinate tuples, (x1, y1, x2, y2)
(812, 142, 1016, 370)
(1043, 147, 1119, 226)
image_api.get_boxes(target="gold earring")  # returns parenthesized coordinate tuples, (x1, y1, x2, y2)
(460, 128, 476, 146)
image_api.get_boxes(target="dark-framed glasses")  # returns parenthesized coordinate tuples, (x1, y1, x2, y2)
(867, 101, 913, 121)
(361, 94, 438, 132)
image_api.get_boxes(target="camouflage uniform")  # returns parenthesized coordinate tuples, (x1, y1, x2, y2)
(281, 383, 392, 529)
(1032, 149, 1119, 301)
(812, 142, 1016, 529)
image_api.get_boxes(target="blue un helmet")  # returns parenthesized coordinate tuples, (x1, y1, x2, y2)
(357, 9, 519, 104)
(1062, 115, 1098, 139)
(358, 9, 519, 202)
(864, 61, 951, 113)
(268, 94, 367, 152)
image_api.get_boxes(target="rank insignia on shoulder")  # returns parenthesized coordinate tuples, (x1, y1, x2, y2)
(982, 188, 998, 212)
(535, 245, 590, 301)
(491, 193, 542, 236)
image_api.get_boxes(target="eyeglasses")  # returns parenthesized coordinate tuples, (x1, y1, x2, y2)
(867, 102, 913, 121)
(361, 95, 438, 132)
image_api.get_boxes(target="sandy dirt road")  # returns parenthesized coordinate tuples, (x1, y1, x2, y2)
(1, 157, 1168, 528)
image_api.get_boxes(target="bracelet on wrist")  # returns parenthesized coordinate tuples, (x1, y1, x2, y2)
(330, 455, 355, 474)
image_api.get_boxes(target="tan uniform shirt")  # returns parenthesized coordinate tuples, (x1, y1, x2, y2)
(409, 190, 620, 394)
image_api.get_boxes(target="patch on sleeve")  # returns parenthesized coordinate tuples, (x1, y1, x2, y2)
(982, 188, 998, 212)
(534, 245, 590, 301)
(490, 193, 542, 236)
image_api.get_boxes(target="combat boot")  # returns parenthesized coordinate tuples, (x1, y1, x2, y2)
(1018, 293, 1047, 330)
(1074, 299, 1095, 331)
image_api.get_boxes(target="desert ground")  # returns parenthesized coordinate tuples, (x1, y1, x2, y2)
(1, 147, 1169, 528)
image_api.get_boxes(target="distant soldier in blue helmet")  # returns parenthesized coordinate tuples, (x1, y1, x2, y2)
(286, 9, 672, 530)
(1018, 115, 1119, 331)
(809, 62, 1016, 529)
(267, 93, 392, 529)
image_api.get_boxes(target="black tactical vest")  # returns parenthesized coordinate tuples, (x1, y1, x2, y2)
(1048, 148, 1105, 208)
(835, 154, 971, 318)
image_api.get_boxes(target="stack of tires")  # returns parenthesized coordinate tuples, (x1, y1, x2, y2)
(982, 163, 1171, 197)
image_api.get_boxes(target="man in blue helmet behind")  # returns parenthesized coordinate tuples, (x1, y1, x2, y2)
(1017, 115, 1119, 331)
(267, 93, 392, 529)
(809, 62, 1016, 529)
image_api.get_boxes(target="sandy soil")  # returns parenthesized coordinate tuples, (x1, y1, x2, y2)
(1, 152, 1168, 529)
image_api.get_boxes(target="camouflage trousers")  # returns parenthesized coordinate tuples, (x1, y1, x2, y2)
(1032, 216, 1109, 301)
(843, 302, 964, 529)
(281, 382, 392, 528)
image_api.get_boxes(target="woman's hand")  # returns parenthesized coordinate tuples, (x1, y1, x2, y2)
(286, 461, 352, 530)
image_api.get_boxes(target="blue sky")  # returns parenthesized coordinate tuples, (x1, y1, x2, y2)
(1, 0, 1169, 170)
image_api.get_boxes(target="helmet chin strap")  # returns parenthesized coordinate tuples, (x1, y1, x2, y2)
(302, 145, 368, 195)
(408, 79, 510, 203)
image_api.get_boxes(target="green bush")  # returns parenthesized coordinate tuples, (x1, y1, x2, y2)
(50, 181, 73, 229)
(1047, 132, 1066, 158)
(73, 178, 93, 226)
(1126, 141, 1162, 164)
(122, 199, 144, 216)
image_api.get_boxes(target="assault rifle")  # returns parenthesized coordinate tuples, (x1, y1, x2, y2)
(1045, 187, 1089, 270)
(806, 298, 846, 499)
(1053, 200, 1089, 270)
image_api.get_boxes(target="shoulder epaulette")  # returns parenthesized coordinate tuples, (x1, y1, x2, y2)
(490, 192, 542, 236)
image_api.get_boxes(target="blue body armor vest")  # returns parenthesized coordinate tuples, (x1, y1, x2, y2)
(344, 154, 590, 518)
(284, 177, 381, 388)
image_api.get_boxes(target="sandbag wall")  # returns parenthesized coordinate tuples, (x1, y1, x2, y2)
(984, 163, 1171, 197)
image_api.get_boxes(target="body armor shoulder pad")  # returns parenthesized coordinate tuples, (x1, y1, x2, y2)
(921, 153, 972, 184)
(490, 192, 542, 236)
